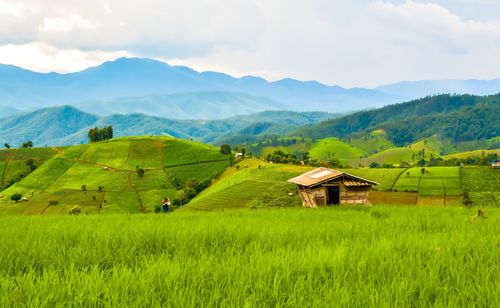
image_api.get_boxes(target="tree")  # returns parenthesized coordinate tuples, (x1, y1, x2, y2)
(136, 168, 145, 178)
(88, 126, 114, 143)
(220, 144, 231, 155)
(4, 143, 10, 149)
(10, 193, 22, 203)
(240, 147, 246, 158)
(174, 190, 188, 206)
(369, 161, 380, 168)
(21, 141, 33, 148)
(26, 159, 36, 172)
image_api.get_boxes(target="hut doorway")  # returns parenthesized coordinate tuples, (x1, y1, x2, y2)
(327, 186, 340, 205)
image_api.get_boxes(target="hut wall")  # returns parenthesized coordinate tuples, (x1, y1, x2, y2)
(311, 187, 327, 206)
(340, 186, 370, 204)
(298, 187, 314, 207)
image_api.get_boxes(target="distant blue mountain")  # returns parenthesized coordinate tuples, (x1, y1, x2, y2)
(0, 106, 337, 146)
(0, 57, 499, 118)
(75, 91, 285, 119)
(0, 105, 19, 118)
(377, 79, 500, 102)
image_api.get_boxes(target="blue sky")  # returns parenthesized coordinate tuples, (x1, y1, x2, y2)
(0, 0, 499, 87)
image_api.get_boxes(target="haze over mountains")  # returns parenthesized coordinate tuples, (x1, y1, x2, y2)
(1, 57, 499, 119)
(0, 106, 336, 147)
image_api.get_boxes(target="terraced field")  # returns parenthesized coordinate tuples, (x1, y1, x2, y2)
(391, 167, 463, 205)
(342, 168, 404, 191)
(0, 137, 228, 215)
(461, 166, 500, 207)
(0, 148, 57, 190)
(187, 159, 310, 210)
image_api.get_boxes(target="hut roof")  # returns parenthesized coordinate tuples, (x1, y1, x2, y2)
(288, 167, 379, 187)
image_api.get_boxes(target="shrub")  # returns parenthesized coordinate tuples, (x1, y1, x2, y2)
(68, 207, 81, 215)
(137, 168, 145, 177)
(10, 194, 22, 203)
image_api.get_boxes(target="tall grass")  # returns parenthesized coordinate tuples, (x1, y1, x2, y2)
(0, 207, 498, 306)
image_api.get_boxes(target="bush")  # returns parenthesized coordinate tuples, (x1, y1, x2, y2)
(10, 194, 22, 203)
(137, 168, 145, 177)
(68, 206, 81, 215)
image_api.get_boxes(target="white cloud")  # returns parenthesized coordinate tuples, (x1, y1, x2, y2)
(0, 0, 24, 16)
(0, 42, 132, 73)
(39, 14, 100, 33)
(0, 0, 499, 87)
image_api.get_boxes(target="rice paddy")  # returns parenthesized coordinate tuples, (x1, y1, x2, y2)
(0, 137, 229, 215)
(0, 207, 498, 307)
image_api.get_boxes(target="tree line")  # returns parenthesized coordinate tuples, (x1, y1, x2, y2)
(88, 126, 114, 143)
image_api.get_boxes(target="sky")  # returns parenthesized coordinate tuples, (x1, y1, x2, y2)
(0, 0, 499, 88)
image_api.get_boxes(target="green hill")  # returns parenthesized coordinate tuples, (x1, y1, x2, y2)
(297, 93, 500, 147)
(0, 106, 335, 147)
(348, 130, 396, 154)
(442, 149, 500, 160)
(0, 148, 58, 190)
(0, 106, 99, 147)
(309, 137, 366, 161)
(0, 137, 229, 215)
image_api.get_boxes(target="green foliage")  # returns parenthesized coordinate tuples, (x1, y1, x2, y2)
(136, 168, 145, 178)
(88, 126, 113, 143)
(309, 137, 366, 161)
(297, 93, 500, 147)
(0, 137, 228, 214)
(3, 143, 10, 149)
(10, 193, 22, 202)
(21, 141, 33, 148)
(219, 144, 231, 155)
(461, 167, 500, 207)
(0, 208, 498, 306)
(25, 159, 36, 172)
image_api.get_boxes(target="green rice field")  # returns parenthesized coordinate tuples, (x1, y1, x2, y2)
(0, 137, 229, 215)
(0, 207, 498, 306)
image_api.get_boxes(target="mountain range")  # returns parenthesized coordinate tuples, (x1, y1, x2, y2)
(1, 57, 499, 119)
(0, 106, 337, 147)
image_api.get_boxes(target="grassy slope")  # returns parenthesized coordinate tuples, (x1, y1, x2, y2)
(0, 148, 57, 190)
(187, 159, 402, 210)
(309, 137, 366, 161)
(0, 137, 228, 215)
(349, 136, 395, 155)
(187, 158, 310, 210)
(0, 207, 498, 306)
(348, 136, 443, 167)
(461, 166, 500, 207)
(443, 149, 500, 160)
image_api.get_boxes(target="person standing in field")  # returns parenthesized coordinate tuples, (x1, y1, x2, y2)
(162, 197, 171, 213)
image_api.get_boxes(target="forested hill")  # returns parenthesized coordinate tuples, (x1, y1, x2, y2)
(0, 106, 336, 147)
(297, 94, 500, 145)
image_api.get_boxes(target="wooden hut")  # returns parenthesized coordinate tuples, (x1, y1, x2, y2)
(288, 167, 379, 207)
